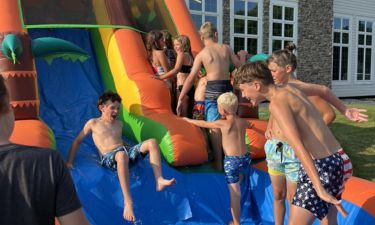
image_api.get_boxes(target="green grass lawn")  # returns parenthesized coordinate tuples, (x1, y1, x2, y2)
(259, 103, 375, 183)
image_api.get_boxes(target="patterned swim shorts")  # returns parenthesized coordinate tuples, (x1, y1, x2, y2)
(224, 153, 251, 184)
(292, 151, 345, 220)
(264, 138, 300, 182)
(100, 143, 143, 170)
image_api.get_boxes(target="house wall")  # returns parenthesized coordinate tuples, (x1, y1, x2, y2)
(297, 0, 333, 86)
(333, 0, 375, 97)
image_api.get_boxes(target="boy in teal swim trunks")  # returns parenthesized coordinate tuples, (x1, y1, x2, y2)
(66, 91, 176, 223)
(184, 92, 253, 225)
(177, 22, 247, 170)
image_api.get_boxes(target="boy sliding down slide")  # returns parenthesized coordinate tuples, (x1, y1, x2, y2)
(235, 62, 349, 225)
(66, 91, 176, 222)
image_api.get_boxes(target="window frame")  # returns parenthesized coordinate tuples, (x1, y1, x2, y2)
(229, 0, 264, 54)
(355, 16, 375, 84)
(185, 0, 223, 43)
(268, 0, 298, 53)
(332, 14, 352, 85)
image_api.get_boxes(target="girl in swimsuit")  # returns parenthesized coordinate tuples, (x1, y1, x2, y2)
(159, 35, 194, 117)
(145, 30, 170, 77)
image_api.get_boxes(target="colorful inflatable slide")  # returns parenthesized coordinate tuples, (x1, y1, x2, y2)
(1, 0, 374, 224)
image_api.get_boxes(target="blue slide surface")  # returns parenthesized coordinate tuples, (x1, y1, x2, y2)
(28, 29, 374, 225)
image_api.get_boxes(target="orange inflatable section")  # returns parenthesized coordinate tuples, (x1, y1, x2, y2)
(113, 29, 208, 165)
(10, 120, 54, 149)
(246, 119, 267, 159)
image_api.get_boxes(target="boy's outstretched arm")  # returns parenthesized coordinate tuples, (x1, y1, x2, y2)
(183, 117, 222, 129)
(292, 82, 368, 122)
(177, 54, 202, 115)
(270, 99, 347, 216)
(229, 46, 247, 68)
(66, 119, 93, 169)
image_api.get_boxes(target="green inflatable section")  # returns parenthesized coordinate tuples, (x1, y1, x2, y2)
(90, 29, 176, 165)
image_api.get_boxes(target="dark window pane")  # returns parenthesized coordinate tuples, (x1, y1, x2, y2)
(357, 48, 364, 74)
(358, 34, 364, 45)
(357, 73, 363, 80)
(334, 17, 341, 30)
(272, 40, 282, 51)
(189, 0, 202, 11)
(341, 47, 348, 80)
(367, 21, 373, 32)
(273, 5, 282, 20)
(285, 7, 294, 21)
(285, 24, 293, 37)
(366, 35, 372, 46)
(234, 37, 245, 53)
(343, 18, 349, 30)
(234, 19, 245, 34)
(248, 20, 257, 34)
(365, 48, 371, 74)
(247, 2, 258, 17)
(234, 0, 245, 16)
(365, 74, 371, 80)
(273, 23, 282, 36)
(205, 16, 217, 28)
(205, 0, 217, 12)
(334, 32, 341, 43)
(332, 46, 340, 80)
(342, 33, 349, 44)
(359, 20, 365, 32)
(191, 14, 202, 30)
(247, 38, 257, 54)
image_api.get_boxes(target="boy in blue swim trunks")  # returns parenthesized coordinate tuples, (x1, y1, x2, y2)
(177, 22, 247, 170)
(236, 62, 349, 225)
(184, 92, 252, 225)
(66, 91, 176, 223)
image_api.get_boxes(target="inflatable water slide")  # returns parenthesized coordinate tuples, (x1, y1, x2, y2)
(1, 0, 374, 224)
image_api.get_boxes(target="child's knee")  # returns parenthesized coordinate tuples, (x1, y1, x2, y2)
(115, 151, 129, 164)
(273, 189, 287, 201)
(146, 139, 158, 148)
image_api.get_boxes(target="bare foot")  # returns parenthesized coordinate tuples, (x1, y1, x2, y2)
(156, 177, 176, 192)
(228, 221, 239, 225)
(123, 204, 136, 222)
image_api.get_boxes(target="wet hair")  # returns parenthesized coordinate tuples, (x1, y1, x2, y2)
(97, 91, 122, 110)
(145, 30, 164, 61)
(217, 92, 238, 114)
(234, 61, 274, 86)
(0, 76, 10, 115)
(161, 30, 173, 50)
(199, 22, 217, 40)
(268, 42, 297, 71)
(175, 35, 193, 58)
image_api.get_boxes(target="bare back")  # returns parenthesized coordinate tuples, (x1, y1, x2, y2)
(200, 43, 231, 81)
(220, 116, 249, 157)
(270, 86, 341, 159)
(89, 118, 124, 155)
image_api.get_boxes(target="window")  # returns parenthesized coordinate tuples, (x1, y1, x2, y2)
(230, 0, 263, 54)
(332, 16, 350, 82)
(356, 19, 374, 81)
(185, 0, 223, 42)
(269, 1, 298, 52)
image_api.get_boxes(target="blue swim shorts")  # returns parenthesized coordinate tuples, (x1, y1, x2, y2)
(264, 138, 300, 182)
(292, 151, 345, 220)
(224, 153, 251, 184)
(205, 100, 220, 121)
(100, 143, 143, 170)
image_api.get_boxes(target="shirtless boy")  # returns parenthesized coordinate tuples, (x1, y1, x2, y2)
(66, 91, 176, 222)
(184, 92, 252, 225)
(235, 62, 348, 225)
(177, 22, 247, 169)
